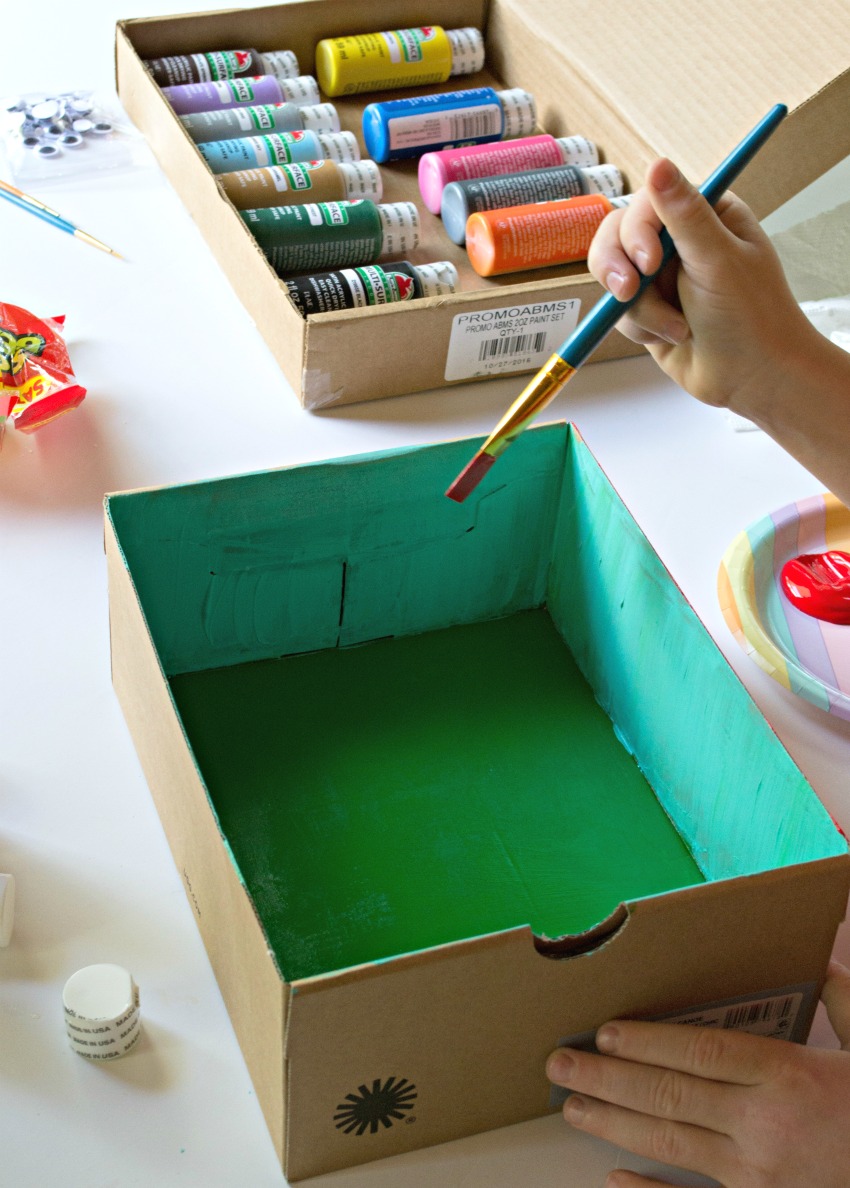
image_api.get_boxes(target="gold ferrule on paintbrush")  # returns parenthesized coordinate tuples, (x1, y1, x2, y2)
(484, 354, 576, 457)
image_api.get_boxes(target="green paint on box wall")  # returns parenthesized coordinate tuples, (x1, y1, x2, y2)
(547, 439, 846, 880)
(106, 428, 567, 676)
(170, 609, 704, 982)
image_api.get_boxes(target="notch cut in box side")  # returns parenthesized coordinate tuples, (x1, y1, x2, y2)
(104, 507, 288, 1164)
(281, 855, 850, 1179)
(547, 434, 849, 880)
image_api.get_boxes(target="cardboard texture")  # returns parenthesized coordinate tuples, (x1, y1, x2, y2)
(115, 0, 850, 408)
(106, 424, 850, 1179)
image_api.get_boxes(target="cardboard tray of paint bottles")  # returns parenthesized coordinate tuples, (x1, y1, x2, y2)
(115, 0, 850, 408)
(106, 422, 850, 1179)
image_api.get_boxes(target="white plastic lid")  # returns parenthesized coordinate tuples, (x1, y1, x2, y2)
(0, 873, 15, 947)
(582, 163, 624, 198)
(447, 28, 485, 76)
(259, 50, 300, 80)
(555, 135, 599, 168)
(411, 260, 459, 297)
(610, 196, 631, 209)
(377, 202, 420, 258)
(316, 131, 360, 162)
(497, 89, 536, 139)
(279, 75, 321, 107)
(63, 963, 141, 1060)
(299, 102, 340, 133)
(338, 160, 382, 200)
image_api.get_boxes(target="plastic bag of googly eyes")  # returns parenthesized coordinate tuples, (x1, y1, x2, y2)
(1, 90, 148, 185)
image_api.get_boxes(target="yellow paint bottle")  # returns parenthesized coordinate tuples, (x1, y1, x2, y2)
(315, 26, 484, 97)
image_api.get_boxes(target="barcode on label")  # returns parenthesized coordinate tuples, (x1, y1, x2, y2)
(448, 110, 500, 140)
(479, 331, 547, 361)
(723, 996, 795, 1029)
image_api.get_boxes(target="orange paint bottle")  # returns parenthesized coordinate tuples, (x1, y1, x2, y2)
(465, 193, 628, 277)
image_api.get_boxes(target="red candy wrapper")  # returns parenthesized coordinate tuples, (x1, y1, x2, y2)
(0, 303, 86, 436)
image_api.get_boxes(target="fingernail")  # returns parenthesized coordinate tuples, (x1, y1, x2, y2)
(605, 270, 628, 297)
(564, 1094, 587, 1123)
(655, 159, 681, 192)
(634, 249, 650, 273)
(596, 1024, 620, 1052)
(547, 1051, 576, 1082)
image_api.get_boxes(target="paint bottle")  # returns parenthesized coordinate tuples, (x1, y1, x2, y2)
(199, 130, 359, 175)
(179, 101, 339, 144)
(362, 86, 536, 164)
(465, 193, 629, 277)
(240, 199, 419, 276)
(284, 259, 459, 315)
(162, 74, 320, 117)
(418, 134, 599, 213)
(146, 48, 300, 88)
(219, 159, 382, 209)
(315, 27, 484, 96)
(442, 163, 623, 244)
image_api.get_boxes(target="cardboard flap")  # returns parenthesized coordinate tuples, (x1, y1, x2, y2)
(492, 0, 850, 214)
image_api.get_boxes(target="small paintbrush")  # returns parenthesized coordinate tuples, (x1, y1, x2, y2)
(446, 103, 788, 502)
(0, 179, 122, 258)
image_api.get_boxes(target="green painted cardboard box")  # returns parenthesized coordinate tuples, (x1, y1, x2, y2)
(105, 424, 850, 1180)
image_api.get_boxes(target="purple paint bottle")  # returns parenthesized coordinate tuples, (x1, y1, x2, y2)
(163, 74, 320, 116)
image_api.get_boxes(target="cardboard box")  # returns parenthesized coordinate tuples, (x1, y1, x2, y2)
(106, 423, 850, 1180)
(115, 0, 850, 408)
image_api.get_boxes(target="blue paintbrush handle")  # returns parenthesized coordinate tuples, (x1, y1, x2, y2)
(560, 102, 788, 369)
(0, 185, 76, 237)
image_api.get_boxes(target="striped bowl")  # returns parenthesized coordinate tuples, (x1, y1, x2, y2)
(718, 492, 850, 720)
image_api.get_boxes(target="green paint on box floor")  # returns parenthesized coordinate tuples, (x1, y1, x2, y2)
(170, 608, 703, 981)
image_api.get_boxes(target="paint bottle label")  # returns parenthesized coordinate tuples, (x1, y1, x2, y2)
(466, 194, 614, 276)
(363, 86, 533, 162)
(285, 264, 409, 314)
(315, 27, 483, 96)
(147, 49, 256, 86)
(241, 199, 382, 274)
(199, 130, 358, 174)
(234, 104, 287, 133)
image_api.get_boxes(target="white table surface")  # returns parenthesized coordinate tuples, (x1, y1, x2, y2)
(3, 6, 850, 1185)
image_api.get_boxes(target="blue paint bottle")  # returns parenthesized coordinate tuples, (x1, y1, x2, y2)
(362, 85, 535, 163)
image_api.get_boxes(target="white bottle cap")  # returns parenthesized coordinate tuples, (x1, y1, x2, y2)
(338, 160, 382, 200)
(63, 964, 141, 1060)
(411, 260, 459, 297)
(279, 75, 321, 107)
(259, 50, 300, 80)
(299, 102, 340, 134)
(377, 201, 420, 258)
(582, 163, 624, 198)
(610, 196, 631, 209)
(497, 89, 537, 139)
(316, 131, 360, 162)
(556, 135, 599, 168)
(447, 28, 485, 76)
(0, 873, 15, 947)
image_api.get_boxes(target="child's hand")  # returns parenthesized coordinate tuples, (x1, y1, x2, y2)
(546, 959, 850, 1187)
(586, 157, 818, 411)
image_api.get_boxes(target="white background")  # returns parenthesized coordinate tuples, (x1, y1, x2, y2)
(2, 4, 850, 1185)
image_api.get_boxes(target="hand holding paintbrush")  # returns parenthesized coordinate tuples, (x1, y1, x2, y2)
(446, 104, 788, 502)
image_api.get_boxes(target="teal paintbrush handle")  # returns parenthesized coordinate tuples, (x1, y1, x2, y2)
(559, 102, 788, 370)
(0, 186, 75, 237)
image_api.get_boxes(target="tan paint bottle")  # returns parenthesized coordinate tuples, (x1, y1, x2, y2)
(219, 159, 382, 210)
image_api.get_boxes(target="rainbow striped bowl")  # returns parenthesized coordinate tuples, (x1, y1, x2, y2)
(718, 492, 850, 720)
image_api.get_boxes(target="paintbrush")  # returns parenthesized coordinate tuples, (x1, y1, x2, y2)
(0, 179, 122, 258)
(446, 103, 788, 502)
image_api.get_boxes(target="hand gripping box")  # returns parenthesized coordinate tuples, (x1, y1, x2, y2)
(115, 0, 850, 408)
(105, 424, 850, 1180)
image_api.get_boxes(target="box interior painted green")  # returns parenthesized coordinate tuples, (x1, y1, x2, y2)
(107, 424, 846, 980)
(169, 609, 702, 980)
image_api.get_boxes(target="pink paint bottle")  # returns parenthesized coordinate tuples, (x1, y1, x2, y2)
(418, 133, 598, 213)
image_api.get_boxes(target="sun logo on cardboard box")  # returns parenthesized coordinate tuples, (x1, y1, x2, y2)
(334, 1076, 417, 1135)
